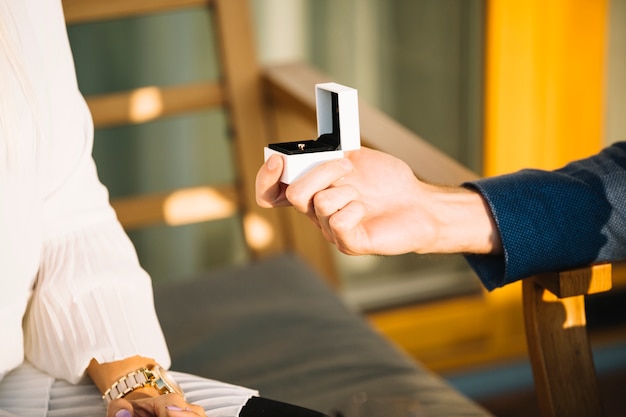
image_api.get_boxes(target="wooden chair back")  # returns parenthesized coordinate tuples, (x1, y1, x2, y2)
(523, 264, 612, 417)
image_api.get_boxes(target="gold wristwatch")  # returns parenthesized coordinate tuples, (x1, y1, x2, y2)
(102, 364, 184, 406)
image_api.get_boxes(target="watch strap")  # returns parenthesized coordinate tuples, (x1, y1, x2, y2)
(102, 368, 150, 406)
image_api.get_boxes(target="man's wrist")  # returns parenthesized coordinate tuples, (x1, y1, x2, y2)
(428, 185, 502, 255)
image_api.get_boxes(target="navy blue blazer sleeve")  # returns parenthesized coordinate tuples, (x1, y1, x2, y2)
(463, 142, 626, 291)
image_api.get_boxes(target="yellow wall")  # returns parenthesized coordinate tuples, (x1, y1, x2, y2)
(484, 0, 608, 176)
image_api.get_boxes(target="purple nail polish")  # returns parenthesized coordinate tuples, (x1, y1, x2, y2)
(166, 405, 183, 411)
(115, 410, 132, 417)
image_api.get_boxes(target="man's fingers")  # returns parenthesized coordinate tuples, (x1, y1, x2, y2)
(255, 155, 290, 208)
(313, 185, 359, 243)
(312, 185, 358, 217)
(328, 201, 370, 255)
(286, 158, 353, 214)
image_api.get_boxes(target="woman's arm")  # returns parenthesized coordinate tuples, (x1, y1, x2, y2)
(88, 356, 205, 417)
(88, 356, 159, 398)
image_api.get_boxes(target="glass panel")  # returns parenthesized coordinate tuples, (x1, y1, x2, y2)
(68, 9, 219, 94)
(305, 0, 486, 310)
(68, 9, 247, 283)
(308, 0, 484, 171)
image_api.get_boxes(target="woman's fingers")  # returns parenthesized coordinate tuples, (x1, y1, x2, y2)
(108, 394, 206, 417)
(163, 403, 206, 416)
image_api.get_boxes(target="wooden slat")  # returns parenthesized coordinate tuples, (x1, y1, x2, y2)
(535, 263, 612, 298)
(63, 0, 212, 24)
(86, 82, 224, 128)
(212, 0, 287, 257)
(111, 185, 238, 230)
(523, 270, 607, 417)
(263, 62, 479, 185)
(611, 260, 626, 288)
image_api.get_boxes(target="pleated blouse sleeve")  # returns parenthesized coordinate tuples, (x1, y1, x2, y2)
(23, 104, 171, 384)
(1, 0, 170, 384)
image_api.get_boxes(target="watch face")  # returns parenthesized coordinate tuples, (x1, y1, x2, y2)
(151, 366, 184, 398)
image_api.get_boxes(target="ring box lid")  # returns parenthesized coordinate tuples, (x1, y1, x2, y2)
(263, 82, 360, 183)
(315, 82, 360, 151)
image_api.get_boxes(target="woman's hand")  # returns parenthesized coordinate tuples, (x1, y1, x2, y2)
(108, 391, 205, 417)
(88, 356, 206, 417)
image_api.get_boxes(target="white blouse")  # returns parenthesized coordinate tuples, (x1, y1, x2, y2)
(0, 0, 170, 383)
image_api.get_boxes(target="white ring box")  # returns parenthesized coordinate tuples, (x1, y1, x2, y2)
(264, 82, 360, 184)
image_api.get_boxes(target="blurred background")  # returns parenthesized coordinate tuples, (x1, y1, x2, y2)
(67, 0, 626, 311)
(65, 1, 626, 414)
(67, 0, 487, 308)
(70, 0, 484, 306)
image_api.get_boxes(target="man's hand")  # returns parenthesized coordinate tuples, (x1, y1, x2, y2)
(255, 147, 501, 256)
(255, 154, 290, 209)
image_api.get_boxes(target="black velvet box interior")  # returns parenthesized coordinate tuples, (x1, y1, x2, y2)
(268, 92, 340, 155)
(267, 133, 338, 155)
